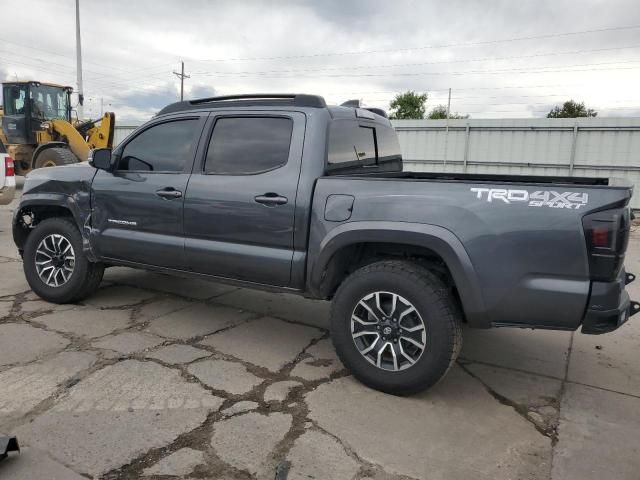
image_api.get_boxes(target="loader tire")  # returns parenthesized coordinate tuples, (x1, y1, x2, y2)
(34, 147, 78, 169)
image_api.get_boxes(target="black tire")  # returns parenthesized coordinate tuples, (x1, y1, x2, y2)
(330, 260, 462, 395)
(34, 147, 78, 169)
(23, 217, 104, 303)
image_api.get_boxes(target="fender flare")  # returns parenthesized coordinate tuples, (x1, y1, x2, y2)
(31, 142, 69, 169)
(13, 193, 97, 262)
(308, 221, 490, 328)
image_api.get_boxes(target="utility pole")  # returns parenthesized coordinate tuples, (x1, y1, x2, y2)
(75, 0, 84, 120)
(173, 61, 190, 101)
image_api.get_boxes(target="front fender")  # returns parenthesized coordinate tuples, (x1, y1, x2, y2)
(13, 192, 97, 262)
(308, 221, 489, 328)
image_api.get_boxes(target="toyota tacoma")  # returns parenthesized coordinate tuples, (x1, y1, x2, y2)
(12, 94, 638, 394)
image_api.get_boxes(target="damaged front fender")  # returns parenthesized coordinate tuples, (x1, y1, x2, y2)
(12, 164, 98, 262)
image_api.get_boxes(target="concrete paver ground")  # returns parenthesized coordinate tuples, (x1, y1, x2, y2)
(142, 447, 205, 477)
(14, 360, 223, 477)
(1, 191, 639, 479)
(145, 344, 212, 364)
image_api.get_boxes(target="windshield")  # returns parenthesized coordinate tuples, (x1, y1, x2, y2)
(29, 85, 69, 120)
(2, 84, 27, 116)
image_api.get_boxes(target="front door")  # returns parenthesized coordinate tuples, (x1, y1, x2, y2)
(91, 115, 205, 269)
(183, 112, 305, 286)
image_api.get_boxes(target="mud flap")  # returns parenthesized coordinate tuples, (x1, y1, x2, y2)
(0, 436, 19, 461)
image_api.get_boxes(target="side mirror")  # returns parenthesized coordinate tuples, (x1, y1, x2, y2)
(88, 148, 113, 171)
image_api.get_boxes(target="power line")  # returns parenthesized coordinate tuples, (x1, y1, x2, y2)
(4, 25, 639, 95)
(4, 35, 639, 88)
(193, 60, 640, 78)
(316, 86, 582, 95)
(0, 36, 176, 74)
(8, 58, 637, 114)
(0, 52, 180, 93)
(191, 44, 640, 75)
(0, 50, 174, 88)
(190, 24, 640, 63)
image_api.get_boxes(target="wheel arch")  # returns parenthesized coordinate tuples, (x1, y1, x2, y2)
(13, 194, 96, 262)
(309, 221, 489, 328)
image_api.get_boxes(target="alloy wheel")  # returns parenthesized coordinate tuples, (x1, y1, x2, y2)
(35, 233, 76, 287)
(351, 291, 426, 371)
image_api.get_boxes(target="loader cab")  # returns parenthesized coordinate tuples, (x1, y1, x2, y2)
(1, 81, 72, 145)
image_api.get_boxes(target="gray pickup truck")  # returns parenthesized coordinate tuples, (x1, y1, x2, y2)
(12, 94, 638, 394)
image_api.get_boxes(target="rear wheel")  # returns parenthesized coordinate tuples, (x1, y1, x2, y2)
(33, 147, 78, 169)
(23, 217, 104, 303)
(330, 260, 462, 395)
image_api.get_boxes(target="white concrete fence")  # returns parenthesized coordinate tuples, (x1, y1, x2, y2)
(392, 117, 640, 209)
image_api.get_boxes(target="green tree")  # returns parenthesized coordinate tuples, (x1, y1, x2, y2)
(547, 100, 597, 118)
(389, 91, 428, 119)
(427, 104, 469, 119)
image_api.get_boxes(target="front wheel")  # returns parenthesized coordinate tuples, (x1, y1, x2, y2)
(330, 260, 462, 395)
(23, 217, 104, 303)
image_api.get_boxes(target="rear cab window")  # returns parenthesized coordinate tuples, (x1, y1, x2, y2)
(327, 118, 402, 174)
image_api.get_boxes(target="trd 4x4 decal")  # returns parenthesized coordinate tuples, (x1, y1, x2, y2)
(470, 188, 588, 209)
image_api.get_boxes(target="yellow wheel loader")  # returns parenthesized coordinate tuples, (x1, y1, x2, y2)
(0, 81, 115, 175)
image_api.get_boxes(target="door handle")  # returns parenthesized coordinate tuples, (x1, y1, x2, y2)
(254, 192, 288, 206)
(155, 188, 183, 199)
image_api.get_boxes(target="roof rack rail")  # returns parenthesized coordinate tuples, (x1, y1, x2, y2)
(191, 94, 326, 108)
(157, 94, 327, 116)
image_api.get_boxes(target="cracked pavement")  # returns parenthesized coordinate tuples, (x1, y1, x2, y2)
(1, 190, 640, 479)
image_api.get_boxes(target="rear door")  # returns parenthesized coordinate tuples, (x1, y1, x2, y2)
(183, 112, 305, 286)
(91, 114, 205, 268)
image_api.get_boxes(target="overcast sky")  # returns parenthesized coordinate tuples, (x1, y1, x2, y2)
(2, 0, 640, 122)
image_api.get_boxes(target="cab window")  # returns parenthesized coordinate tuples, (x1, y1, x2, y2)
(204, 116, 293, 175)
(118, 119, 199, 172)
(2, 85, 26, 115)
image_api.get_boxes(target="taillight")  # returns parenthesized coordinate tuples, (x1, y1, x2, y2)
(583, 208, 630, 281)
(5, 156, 14, 177)
(591, 227, 610, 248)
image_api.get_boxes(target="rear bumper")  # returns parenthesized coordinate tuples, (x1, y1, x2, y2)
(581, 269, 640, 334)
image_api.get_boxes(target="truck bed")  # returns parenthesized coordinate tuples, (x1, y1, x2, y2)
(310, 172, 633, 331)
